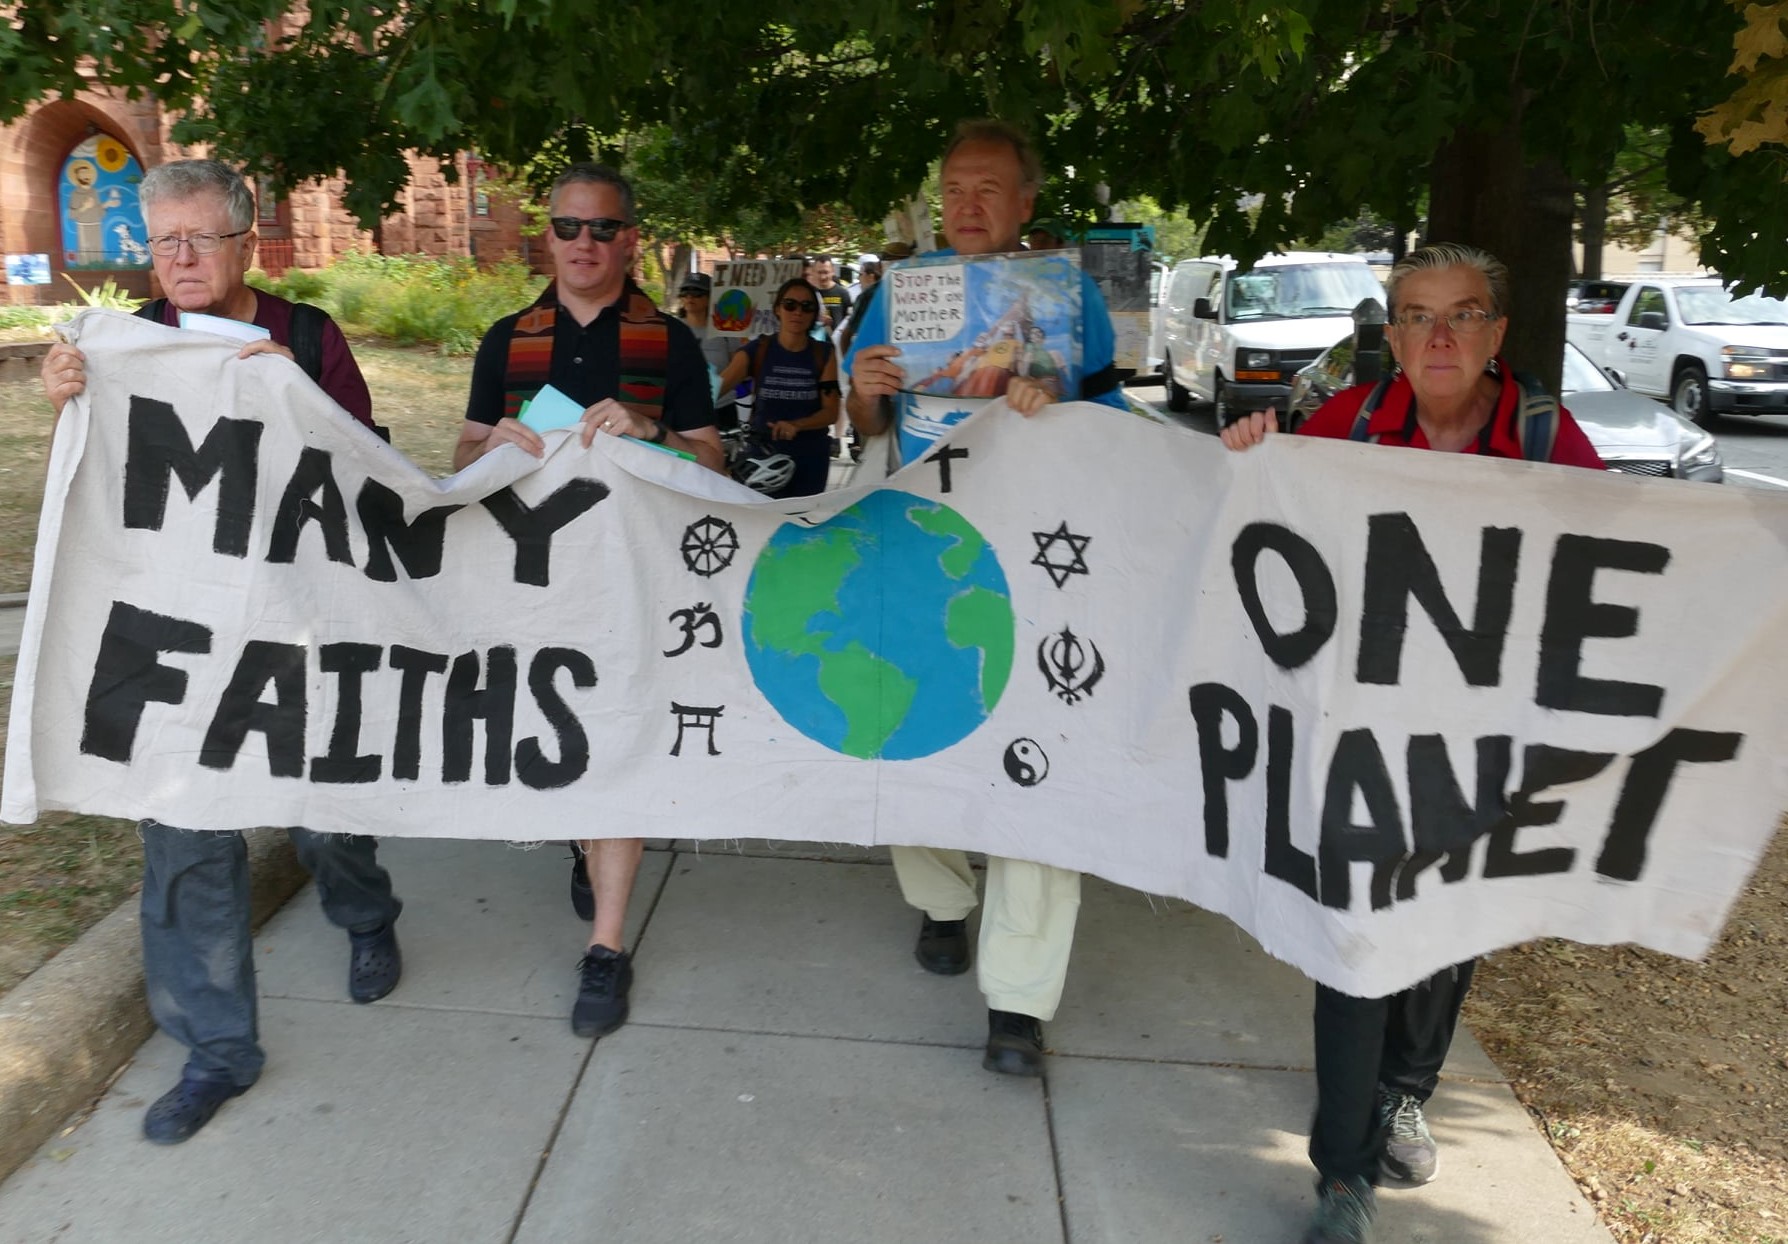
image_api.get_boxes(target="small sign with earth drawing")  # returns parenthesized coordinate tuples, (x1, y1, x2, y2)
(710, 259, 806, 339)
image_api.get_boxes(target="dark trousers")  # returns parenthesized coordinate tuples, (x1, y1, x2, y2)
(140, 822, 401, 1087)
(1308, 959, 1477, 1183)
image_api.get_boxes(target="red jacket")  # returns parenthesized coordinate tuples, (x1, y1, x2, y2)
(1298, 363, 1606, 470)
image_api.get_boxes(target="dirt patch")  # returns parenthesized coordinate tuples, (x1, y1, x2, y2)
(1467, 820, 1788, 1243)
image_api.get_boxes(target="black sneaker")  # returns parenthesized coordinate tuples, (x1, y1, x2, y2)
(983, 1009, 1045, 1076)
(570, 841, 594, 922)
(571, 945, 633, 1038)
(1377, 1088, 1438, 1184)
(1302, 1175, 1376, 1244)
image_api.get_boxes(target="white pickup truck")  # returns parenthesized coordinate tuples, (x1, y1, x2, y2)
(1567, 277, 1788, 426)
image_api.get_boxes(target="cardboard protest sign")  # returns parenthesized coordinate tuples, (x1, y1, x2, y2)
(884, 250, 1084, 465)
(710, 259, 806, 339)
(9, 310, 1788, 997)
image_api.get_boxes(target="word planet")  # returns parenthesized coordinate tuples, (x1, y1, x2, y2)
(742, 490, 1014, 760)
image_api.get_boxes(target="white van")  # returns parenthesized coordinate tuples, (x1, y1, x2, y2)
(1159, 252, 1386, 423)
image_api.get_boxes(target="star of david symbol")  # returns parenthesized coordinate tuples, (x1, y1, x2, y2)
(1031, 521, 1091, 588)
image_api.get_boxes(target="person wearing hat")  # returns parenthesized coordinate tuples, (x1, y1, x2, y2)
(678, 270, 748, 430)
(1026, 220, 1068, 250)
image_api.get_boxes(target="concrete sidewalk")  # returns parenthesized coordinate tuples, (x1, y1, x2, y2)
(0, 837, 1609, 1244)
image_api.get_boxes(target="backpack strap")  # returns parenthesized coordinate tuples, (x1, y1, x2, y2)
(287, 302, 326, 384)
(1349, 375, 1398, 441)
(1509, 369, 1560, 463)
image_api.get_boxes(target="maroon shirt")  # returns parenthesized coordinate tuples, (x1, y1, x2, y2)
(152, 291, 375, 429)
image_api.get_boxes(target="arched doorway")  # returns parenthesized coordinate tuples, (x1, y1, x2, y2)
(58, 133, 150, 271)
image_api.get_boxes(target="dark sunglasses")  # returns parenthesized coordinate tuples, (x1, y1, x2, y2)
(780, 298, 818, 314)
(549, 216, 631, 242)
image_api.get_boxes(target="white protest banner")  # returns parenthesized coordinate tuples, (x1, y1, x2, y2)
(8, 310, 1788, 998)
(710, 259, 806, 339)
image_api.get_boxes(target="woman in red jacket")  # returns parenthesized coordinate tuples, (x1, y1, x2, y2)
(1222, 242, 1604, 1244)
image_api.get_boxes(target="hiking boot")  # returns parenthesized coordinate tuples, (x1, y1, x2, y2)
(571, 945, 633, 1039)
(1302, 1175, 1376, 1244)
(570, 841, 594, 922)
(983, 1009, 1045, 1077)
(1377, 1088, 1438, 1185)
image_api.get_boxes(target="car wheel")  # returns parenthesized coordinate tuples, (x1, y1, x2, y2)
(1165, 356, 1190, 412)
(1212, 375, 1230, 427)
(1672, 364, 1713, 427)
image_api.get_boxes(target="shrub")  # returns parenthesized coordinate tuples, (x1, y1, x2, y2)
(249, 252, 545, 354)
(0, 305, 53, 332)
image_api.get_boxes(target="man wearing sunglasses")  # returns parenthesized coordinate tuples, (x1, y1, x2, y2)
(843, 120, 1127, 1081)
(455, 162, 723, 1044)
(39, 158, 403, 1146)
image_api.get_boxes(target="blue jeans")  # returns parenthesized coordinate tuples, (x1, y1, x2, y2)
(139, 821, 401, 1087)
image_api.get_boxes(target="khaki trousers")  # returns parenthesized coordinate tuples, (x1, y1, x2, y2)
(890, 846, 1081, 1021)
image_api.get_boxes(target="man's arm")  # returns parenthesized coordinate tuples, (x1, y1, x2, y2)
(842, 283, 899, 436)
(455, 317, 544, 471)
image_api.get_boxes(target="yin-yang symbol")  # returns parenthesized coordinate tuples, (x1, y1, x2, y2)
(1003, 738, 1049, 787)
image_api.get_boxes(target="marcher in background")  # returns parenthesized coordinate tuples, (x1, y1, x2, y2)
(808, 254, 854, 336)
(845, 118, 1127, 1079)
(714, 276, 839, 497)
(1026, 220, 1068, 250)
(454, 162, 723, 1043)
(677, 271, 747, 431)
(39, 158, 404, 1146)
(1220, 242, 1605, 1244)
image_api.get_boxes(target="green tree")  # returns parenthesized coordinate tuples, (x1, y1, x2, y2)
(10, 2, 1786, 395)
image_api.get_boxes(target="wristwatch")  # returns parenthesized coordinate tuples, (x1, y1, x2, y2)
(648, 420, 667, 444)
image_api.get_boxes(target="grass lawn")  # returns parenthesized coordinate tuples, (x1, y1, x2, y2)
(0, 341, 472, 992)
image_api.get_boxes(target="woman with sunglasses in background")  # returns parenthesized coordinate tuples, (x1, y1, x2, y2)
(715, 277, 840, 497)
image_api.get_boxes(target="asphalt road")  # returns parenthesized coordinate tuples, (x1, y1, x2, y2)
(1124, 383, 1788, 492)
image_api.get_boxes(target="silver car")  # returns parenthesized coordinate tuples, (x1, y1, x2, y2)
(1287, 337, 1723, 482)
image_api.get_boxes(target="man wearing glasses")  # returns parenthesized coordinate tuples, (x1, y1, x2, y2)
(39, 158, 404, 1145)
(455, 163, 723, 1042)
(844, 120, 1128, 1080)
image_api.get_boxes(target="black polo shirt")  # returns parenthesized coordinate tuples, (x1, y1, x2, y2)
(465, 285, 715, 432)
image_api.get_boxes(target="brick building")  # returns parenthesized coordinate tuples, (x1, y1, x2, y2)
(0, 83, 534, 305)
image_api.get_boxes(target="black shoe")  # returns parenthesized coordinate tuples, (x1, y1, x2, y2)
(1302, 1175, 1376, 1244)
(828, 434, 842, 458)
(142, 1076, 248, 1145)
(571, 945, 633, 1039)
(914, 915, 970, 975)
(570, 841, 594, 922)
(982, 1009, 1045, 1077)
(1377, 1087, 1439, 1184)
(348, 919, 402, 1003)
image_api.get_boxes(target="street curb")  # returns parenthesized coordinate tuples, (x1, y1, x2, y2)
(0, 829, 310, 1181)
(0, 594, 27, 610)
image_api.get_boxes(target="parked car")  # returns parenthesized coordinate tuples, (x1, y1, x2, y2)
(1158, 252, 1386, 422)
(1567, 277, 1788, 425)
(1565, 279, 1629, 315)
(1286, 337, 1724, 483)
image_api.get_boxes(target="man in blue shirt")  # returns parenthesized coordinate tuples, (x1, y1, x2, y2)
(845, 119, 1126, 1078)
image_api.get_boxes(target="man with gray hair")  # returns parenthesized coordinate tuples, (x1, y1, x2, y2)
(846, 119, 1126, 1079)
(40, 158, 403, 1145)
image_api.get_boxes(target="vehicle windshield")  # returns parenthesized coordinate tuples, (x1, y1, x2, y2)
(1675, 286, 1788, 326)
(1560, 342, 1615, 394)
(1225, 263, 1384, 322)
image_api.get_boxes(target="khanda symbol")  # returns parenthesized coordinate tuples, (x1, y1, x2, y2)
(1038, 625, 1105, 705)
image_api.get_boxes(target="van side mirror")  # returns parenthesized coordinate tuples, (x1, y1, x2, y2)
(1193, 296, 1217, 320)
(1638, 311, 1667, 330)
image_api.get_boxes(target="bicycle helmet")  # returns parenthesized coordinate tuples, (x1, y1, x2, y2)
(732, 442, 796, 494)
